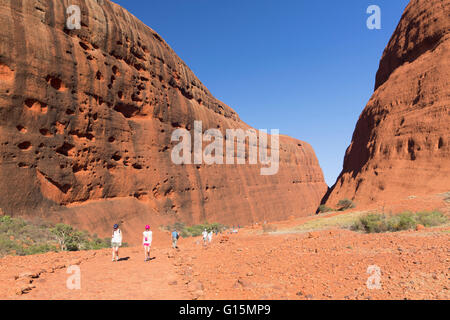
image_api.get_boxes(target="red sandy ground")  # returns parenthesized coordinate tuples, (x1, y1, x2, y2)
(0, 195, 449, 300)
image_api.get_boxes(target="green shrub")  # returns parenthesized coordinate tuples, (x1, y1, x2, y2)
(24, 243, 58, 255)
(0, 216, 111, 257)
(352, 211, 447, 233)
(352, 213, 388, 233)
(337, 199, 356, 211)
(318, 205, 333, 213)
(386, 212, 416, 231)
(415, 211, 448, 227)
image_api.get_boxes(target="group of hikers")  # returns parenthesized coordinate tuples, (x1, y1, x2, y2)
(110, 224, 221, 262)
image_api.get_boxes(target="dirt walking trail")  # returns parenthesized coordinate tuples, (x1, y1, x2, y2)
(1, 195, 449, 300)
(0, 246, 192, 299)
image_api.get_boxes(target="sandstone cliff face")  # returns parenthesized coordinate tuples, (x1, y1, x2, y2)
(0, 0, 326, 239)
(324, 0, 450, 208)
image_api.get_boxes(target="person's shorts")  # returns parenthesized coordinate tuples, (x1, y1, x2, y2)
(143, 243, 151, 247)
(111, 242, 121, 248)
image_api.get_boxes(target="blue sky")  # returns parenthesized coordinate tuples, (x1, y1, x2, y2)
(114, 0, 409, 186)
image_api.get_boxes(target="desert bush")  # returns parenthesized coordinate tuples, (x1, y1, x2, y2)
(24, 243, 58, 256)
(386, 212, 416, 231)
(0, 216, 110, 257)
(84, 237, 112, 250)
(352, 213, 388, 233)
(352, 211, 447, 233)
(318, 205, 333, 213)
(262, 224, 277, 233)
(337, 199, 356, 211)
(415, 211, 448, 227)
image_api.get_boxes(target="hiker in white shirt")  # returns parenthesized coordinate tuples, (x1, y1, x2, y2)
(207, 230, 213, 243)
(143, 225, 153, 262)
(202, 229, 208, 246)
(111, 224, 122, 262)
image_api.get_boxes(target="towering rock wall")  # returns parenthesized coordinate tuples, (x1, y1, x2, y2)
(0, 0, 327, 238)
(324, 0, 450, 207)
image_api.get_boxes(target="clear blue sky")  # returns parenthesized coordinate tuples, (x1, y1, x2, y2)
(114, 0, 409, 186)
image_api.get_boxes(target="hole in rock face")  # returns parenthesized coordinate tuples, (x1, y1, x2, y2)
(114, 102, 139, 118)
(50, 78, 62, 90)
(24, 98, 47, 113)
(438, 137, 444, 149)
(111, 153, 121, 161)
(39, 128, 52, 136)
(79, 41, 89, 51)
(108, 136, 115, 143)
(408, 138, 416, 161)
(16, 125, 26, 133)
(72, 163, 86, 173)
(95, 71, 103, 80)
(56, 142, 75, 156)
(132, 163, 142, 170)
(18, 141, 31, 150)
(45, 75, 65, 91)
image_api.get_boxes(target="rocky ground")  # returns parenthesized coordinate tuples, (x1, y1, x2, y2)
(1, 195, 448, 300)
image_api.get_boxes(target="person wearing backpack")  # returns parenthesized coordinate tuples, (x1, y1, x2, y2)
(143, 225, 153, 262)
(172, 229, 180, 249)
(111, 224, 122, 262)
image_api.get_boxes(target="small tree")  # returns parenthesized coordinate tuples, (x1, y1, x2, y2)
(337, 199, 356, 211)
(50, 224, 86, 251)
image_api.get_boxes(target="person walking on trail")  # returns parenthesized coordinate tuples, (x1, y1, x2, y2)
(172, 229, 180, 249)
(143, 225, 153, 261)
(207, 230, 213, 243)
(111, 224, 122, 262)
(202, 229, 208, 245)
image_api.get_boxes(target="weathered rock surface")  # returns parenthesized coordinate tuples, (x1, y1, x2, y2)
(0, 0, 326, 240)
(324, 0, 450, 207)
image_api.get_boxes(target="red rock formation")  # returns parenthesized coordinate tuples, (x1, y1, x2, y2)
(324, 0, 450, 208)
(0, 0, 326, 241)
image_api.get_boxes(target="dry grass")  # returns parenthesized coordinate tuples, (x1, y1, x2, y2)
(274, 211, 369, 234)
(262, 224, 278, 233)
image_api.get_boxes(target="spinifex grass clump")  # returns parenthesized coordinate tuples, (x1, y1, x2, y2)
(414, 210, 448, 227)
(0, 215, 111, 257)
(351, 211, 447, 233)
